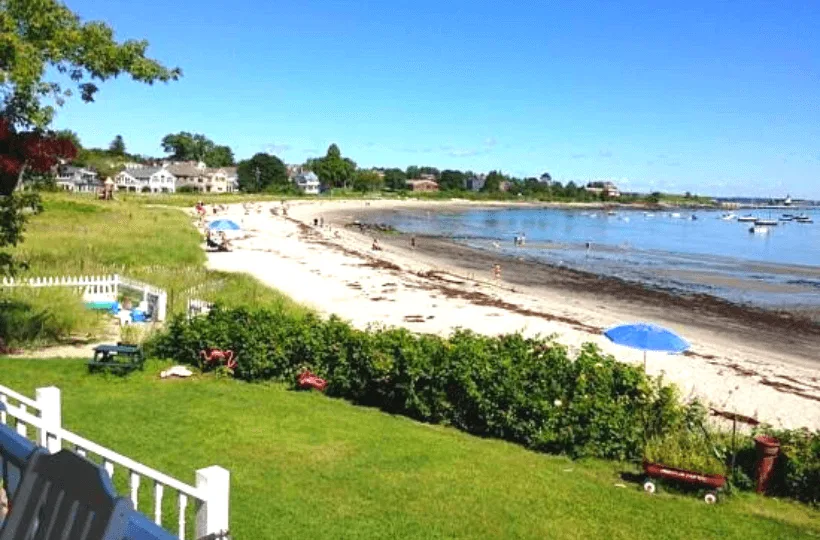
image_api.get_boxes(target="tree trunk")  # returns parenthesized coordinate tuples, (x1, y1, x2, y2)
(14, 162, 29, 192)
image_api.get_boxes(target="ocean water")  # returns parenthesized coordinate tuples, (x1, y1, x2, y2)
(379, 207, 820, 310)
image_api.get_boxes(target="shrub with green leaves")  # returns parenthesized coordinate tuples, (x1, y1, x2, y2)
(149, 306, 688, 461)
(148, 305, 820, 504)
(0, 287, 105, 346)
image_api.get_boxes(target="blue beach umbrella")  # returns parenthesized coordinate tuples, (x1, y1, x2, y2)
(604, 322, 689, 369)
(208, 219, 241, 231)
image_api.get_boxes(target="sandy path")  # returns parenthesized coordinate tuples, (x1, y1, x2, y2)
(205, 200, 820, 430)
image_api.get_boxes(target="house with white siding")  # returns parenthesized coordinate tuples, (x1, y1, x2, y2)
(55, 165, 99, 193)
(114, 166, 177, 193)
(293, 171, 321, 195)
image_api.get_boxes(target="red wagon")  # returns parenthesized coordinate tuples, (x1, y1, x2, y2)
(642, 460, 727, 504)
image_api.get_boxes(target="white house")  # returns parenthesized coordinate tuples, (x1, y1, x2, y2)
(293, 171, 321, 195)
(114, 166, 177, 193)
(166, 162, 235, 193)
(55, 165, 99, 193)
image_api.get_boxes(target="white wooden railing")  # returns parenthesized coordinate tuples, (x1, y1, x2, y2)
(0, 274, 168, 321)
(0, 384, 228, 539)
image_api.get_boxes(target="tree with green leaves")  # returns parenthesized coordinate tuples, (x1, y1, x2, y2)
(109, 135, 126, 155)
(352, 169, 384, 192)
(0, 0, 179, 276)
(1, 0, 180, 129)
(405, 165, 420, 179)
(481, 170, 505, 193)
(55, 130, 82, 150)
(160, 132, 235, 167)
(306, 144, 356, 189)
(383, 168, 407, 191)
(237, 153, 288, 192)
(439, 170, 467, 191)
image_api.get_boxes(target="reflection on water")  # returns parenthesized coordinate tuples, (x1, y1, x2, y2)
(382, 207, 820, 310)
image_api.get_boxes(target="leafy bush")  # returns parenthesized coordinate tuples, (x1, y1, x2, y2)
(0, 288, 105, 346)
(148, 306, 820, 504)
(149, 306, 688, 460)
(644, 402, 726, 476)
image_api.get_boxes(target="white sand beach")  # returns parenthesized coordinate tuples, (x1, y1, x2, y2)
(204, 199, 820, 431)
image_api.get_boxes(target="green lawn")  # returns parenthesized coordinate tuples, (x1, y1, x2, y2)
(0, 357, 816, 539)
(1, 194, 308, 345)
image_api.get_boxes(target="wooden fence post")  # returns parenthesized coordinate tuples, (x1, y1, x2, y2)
(35, 386, 62, 453)
(195, 466, 230, 538)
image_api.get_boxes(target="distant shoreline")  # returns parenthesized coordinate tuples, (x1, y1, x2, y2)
(324, 200, 820, 354)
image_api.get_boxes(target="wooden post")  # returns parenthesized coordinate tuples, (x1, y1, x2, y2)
(35, 386, 62, 453)
(195, 466, 230, 538)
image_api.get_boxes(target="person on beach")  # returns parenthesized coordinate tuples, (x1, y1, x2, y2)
(372, 238, 382, 251)
(314, 218, 319, 226)
(493, 264, 502, 281)
(514, 235, 519, 247)
(411, 236, 416, 249)
(520, 232, 526, 246)
(320, 217, 325, 227)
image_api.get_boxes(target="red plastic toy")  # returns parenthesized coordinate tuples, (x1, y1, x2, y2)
(298, 370, 327, 392)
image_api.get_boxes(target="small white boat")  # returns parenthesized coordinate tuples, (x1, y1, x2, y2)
(720, 213, 737, 221)
(737, 215, 757, 222)
(607, 210, 617, 216)
(670, 212, 681, 219)
(749, 225, 770, 234)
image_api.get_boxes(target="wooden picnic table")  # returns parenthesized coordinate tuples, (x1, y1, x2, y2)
(88, 344, 145, 374)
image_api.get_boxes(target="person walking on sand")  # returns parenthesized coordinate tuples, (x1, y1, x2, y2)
(493, 264, 502, 281)
(411, 236, 416, 249)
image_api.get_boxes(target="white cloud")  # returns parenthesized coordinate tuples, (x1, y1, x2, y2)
(264, 143, 292, 155)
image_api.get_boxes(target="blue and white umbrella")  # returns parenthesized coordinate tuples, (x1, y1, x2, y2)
(604, 322, 689, 369)
(207, 219, 241, 231)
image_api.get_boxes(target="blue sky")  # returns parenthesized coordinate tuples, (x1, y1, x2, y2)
(52, 0, 820, 198)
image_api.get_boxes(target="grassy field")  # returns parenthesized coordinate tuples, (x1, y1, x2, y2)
(1, 193, 308, 345)
(0, 357, 817, 539)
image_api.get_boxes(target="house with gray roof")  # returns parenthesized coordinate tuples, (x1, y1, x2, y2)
(55, 165, 99, 193)
(114, 166, 177, 193)
(293, 171, 321, 195)
(166, 161, 237, 193)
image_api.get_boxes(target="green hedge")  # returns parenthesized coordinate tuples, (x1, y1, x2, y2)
(149, 306, 820, 504)
(149, 306, 688, 461)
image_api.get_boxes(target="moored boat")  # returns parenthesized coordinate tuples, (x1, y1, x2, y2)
(754, 219, 778, 226)
(749, 225, 770, 234)
(737, 215, 757, 222)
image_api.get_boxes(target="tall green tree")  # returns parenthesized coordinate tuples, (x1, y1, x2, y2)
(352, 170, 384, 192)
(481, 170, 505, 193)
(237, 153, 287, 192)
(307, 144, 356, 189)
(439, 170, 466, 191)
(55, 130, 82, 150)
(109, 135, 126, 155)
(207, 145, 235, 168)
(405, 165, 420, 179)
(383, 168, 407, 191)
(160, 132, 234, 167)
(0, 0, 179, 275)
(0, 0, 180, 129)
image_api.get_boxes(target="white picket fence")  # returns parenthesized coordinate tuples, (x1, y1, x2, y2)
(0, 384, 228, 539)
(0, 274, 168, 321)
(187, 298, 214, 320)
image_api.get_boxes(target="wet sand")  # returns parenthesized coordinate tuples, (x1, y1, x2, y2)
(204, 199, 820, 429)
